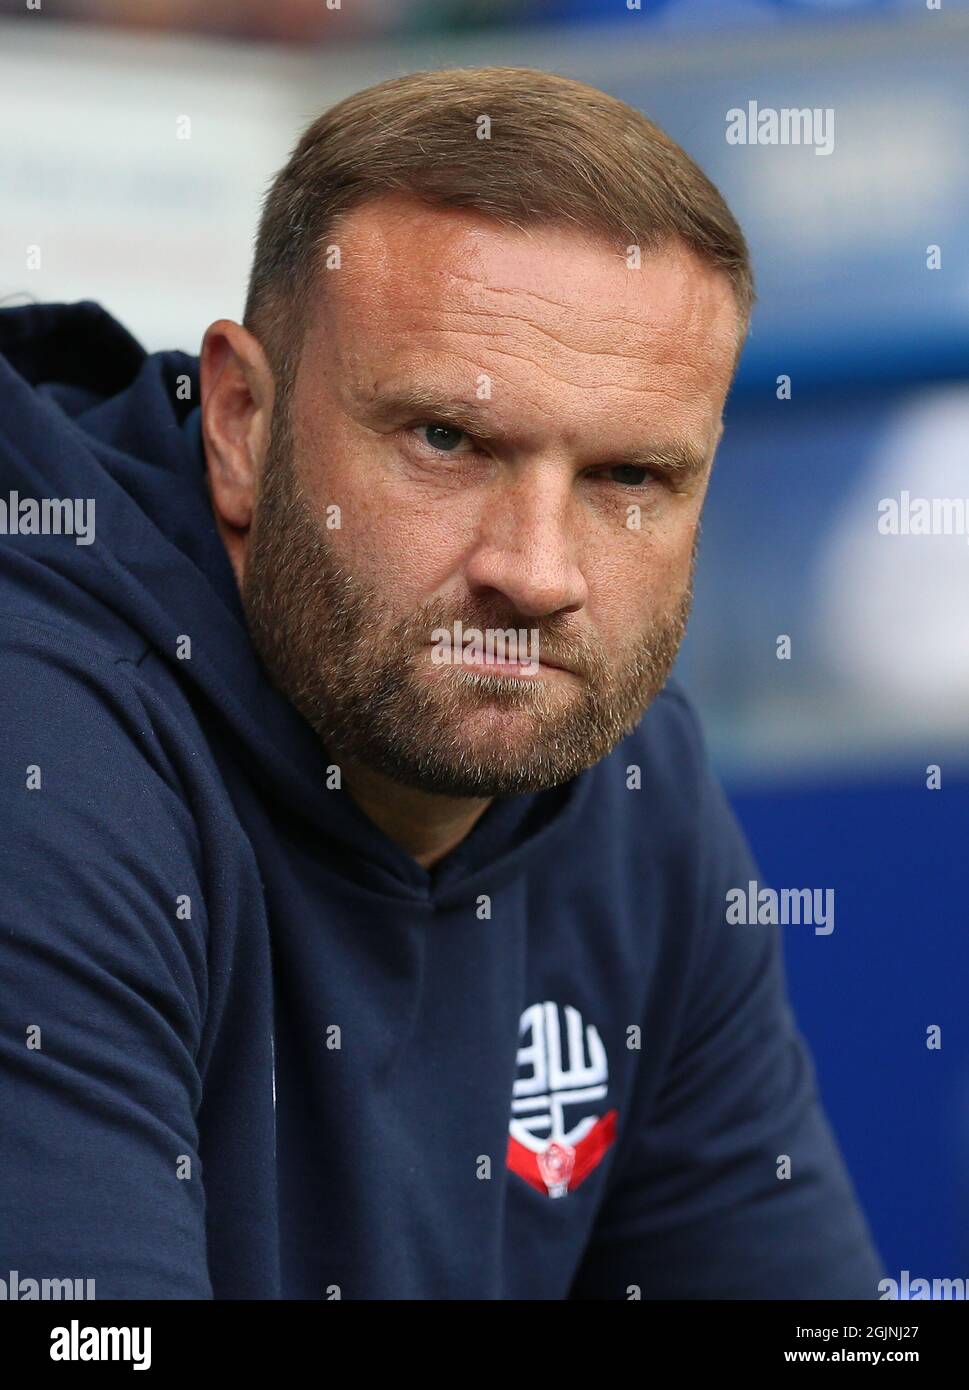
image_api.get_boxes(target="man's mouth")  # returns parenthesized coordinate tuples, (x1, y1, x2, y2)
(423, 644, 574, 679)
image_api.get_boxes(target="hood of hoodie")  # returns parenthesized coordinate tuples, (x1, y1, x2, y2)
(0, 299, 596, 903)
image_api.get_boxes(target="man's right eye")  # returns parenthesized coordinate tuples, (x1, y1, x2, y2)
(412, 423, 476, 455)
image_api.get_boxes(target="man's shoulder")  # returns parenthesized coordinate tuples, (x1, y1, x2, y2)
(0, 606, 207, 826)
(0, 607, 160, 757)
(0, 605, 149, 672)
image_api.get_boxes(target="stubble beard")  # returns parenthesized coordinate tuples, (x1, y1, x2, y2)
(240, 400, 697, 797)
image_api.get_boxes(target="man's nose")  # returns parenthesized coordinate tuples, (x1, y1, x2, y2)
(462, 466, 588, 619)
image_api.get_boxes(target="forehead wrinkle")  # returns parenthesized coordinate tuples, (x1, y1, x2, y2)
(395, 295, 663, 359)
(381, 293, 726, 380)
(440, 270, 691, 335)
(439, 267, 635, 319)
(421, 333, 718, 403)
(376, 319, 700, 394)
(330, 201, 740, 364)
(348, 333, 714, 428)
(337, 251, 734, 376)
(436, 256, 733, 334)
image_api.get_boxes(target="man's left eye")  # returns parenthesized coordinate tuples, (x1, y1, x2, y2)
(415, 423, 474, 454)
(601, 464, 652, 487)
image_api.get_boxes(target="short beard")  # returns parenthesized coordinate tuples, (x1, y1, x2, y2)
(240, 401, 696, 797)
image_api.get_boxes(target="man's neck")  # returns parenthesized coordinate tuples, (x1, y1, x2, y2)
(335, 751, 493, 870)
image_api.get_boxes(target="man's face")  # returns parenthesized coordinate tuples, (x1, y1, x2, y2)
(240, 193, 740, 796)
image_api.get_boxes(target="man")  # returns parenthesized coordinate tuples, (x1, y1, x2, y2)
(0, 67, 883, 1299)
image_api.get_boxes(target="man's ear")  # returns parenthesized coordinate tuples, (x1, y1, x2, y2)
(199, 319, 275, 577)
(200, 318, 275, 528)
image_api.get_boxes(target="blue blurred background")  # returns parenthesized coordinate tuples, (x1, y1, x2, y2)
(2, 0, 966, 1290)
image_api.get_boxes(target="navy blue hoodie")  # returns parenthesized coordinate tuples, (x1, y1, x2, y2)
(0, 301, 884, 1300)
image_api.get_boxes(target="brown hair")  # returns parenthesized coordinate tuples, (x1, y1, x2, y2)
(243, 66, 754, 391)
